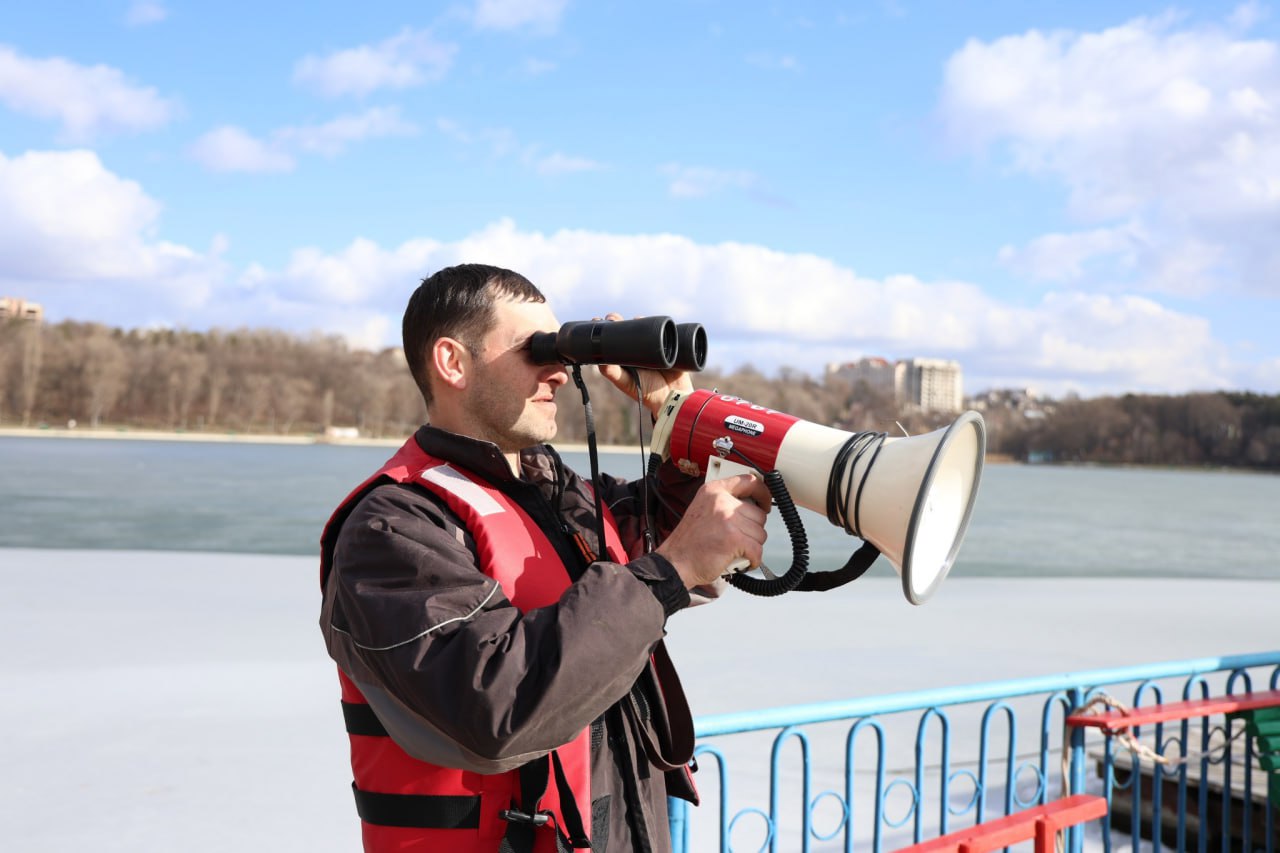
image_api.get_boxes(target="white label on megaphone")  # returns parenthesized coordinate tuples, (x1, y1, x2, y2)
(724, 416, 764, 437)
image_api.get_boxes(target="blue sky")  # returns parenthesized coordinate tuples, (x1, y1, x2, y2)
(2, 0, 1278, 397)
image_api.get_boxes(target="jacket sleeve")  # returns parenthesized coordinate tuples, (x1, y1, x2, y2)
(323, 482, 677, 770)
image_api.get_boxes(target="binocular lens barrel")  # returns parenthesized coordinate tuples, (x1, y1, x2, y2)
(528, 316, 707, 371)
(675, 323, 707, 372)
(529, 316, 681, 370)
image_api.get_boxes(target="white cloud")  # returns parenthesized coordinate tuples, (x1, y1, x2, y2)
(0, 45, 177, 141)
(660, 163, 759, 199)
(474, 0, 570, 33)
(277, 107, 417, 157)
(238, 219, 1246, 395)
(189, 126, 295, 174)
(939, 12, 1280, 298)
(125, 1, 168, 26)
(0, 149, 218, 315)
(238, 237, 445, 349)
(190, 108, 417, 173)
(998, 223, 1143, 282)
(293, 29, 457, 98)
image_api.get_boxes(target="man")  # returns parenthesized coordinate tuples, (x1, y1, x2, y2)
(319, 263, 769, 852)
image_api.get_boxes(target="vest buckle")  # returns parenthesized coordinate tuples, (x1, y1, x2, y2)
(499, 808, 552, 827)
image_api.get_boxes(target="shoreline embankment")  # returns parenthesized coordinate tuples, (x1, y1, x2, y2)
(0, 425, 636, 454)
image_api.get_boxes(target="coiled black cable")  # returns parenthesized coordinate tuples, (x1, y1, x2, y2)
(726, 466, 810, 597)
(825, 429, 888, 536)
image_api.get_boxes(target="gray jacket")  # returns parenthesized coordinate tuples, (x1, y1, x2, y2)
(320, 425, 703, 852)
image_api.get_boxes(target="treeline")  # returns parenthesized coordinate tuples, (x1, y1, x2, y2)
(2, 319, 1278, 470)
(0, 320, 426, 438)
(991, 391, 1280, 469)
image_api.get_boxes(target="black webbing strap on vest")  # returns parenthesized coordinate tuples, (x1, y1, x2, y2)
(550, 751, 591, 849)
(342, 700, 389, 737)
(352, 784, 483, 829)
(343, 701, 590, 849)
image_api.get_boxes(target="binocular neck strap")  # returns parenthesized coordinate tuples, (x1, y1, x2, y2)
(568, 365, 609, 562)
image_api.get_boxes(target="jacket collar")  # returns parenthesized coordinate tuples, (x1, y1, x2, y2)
(413, 425, 560, 488)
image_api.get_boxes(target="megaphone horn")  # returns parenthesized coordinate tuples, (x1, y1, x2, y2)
(650, 389, 986, 604)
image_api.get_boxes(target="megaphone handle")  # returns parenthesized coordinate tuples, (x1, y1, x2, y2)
(704, 456, 761, 573)
(704, 455, 811, 597)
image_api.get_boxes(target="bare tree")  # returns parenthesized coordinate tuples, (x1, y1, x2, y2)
(241, 373, 274, 431)
(168, 347, 208, 429)
(82, 328, 128, 428)
(275, 375, 315, 434)
(19, 321, 43, 426)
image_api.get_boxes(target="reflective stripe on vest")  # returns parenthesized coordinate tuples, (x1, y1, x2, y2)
(324, 437, 629, 852)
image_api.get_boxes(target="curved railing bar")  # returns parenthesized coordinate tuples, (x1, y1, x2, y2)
(976, 702, 1017, 818)
(768, 725, 810, 853)
(844, 717, 885, 853)
(913, 708, 951, 842)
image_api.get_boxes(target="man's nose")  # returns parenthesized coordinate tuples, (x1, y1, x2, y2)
(545, 364, 570, 387)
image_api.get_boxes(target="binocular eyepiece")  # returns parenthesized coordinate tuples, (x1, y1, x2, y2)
(528, 316, 707, 372)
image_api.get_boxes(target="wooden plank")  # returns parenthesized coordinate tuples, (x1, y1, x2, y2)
(1066, 690, 1280, 733)
(893, 795, 1108, 853)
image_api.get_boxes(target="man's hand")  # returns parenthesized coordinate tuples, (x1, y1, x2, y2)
(656, 473, 772, 590)
(594, 313, 694, 417)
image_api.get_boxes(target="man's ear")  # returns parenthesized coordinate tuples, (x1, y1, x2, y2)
(430, 337, 471, 391)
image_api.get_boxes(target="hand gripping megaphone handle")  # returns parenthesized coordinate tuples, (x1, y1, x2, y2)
(704, 457, 811, 597)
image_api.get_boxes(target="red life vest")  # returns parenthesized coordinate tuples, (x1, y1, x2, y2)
(320, 437, 630, 852)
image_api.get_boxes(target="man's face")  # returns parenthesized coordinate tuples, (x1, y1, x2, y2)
(464, 296, 569, 452)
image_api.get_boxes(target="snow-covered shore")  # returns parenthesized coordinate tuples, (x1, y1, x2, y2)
(3, 548, 1274, 851)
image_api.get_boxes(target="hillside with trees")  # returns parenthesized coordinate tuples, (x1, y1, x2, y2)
(2, 319, 1278, 470)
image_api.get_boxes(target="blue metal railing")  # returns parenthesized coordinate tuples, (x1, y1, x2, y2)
(668, 651, 1280, 853)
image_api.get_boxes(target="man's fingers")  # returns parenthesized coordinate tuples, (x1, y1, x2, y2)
(714, 472, 773, 512)
(719, 472, 758, 495)
(735, 509, 768, 544)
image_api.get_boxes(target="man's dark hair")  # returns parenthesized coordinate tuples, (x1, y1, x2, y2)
(402, 263, 546, 407)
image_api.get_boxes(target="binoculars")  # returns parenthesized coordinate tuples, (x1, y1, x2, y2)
(528, 316, 707, 371)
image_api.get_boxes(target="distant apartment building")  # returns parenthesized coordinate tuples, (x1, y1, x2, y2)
(0, 297, 44, 323)
(902, 357, 964, 413)
(828, 355, 964, 413)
